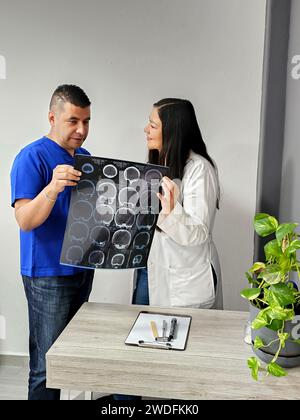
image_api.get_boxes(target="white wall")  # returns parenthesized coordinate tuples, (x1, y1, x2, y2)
(0, 0, 266, 354)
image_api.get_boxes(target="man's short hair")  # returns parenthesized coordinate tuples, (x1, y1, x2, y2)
(50, 84, 91, 110)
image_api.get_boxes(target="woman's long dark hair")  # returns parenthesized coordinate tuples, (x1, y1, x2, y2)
(148, 98, 215, 180)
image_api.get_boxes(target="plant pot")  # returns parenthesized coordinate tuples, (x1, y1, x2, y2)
(250, 304, 300, 368)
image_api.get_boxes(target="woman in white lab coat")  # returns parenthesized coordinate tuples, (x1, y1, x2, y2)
(114, 98, 223, 402)
(133, 98, 223, 309)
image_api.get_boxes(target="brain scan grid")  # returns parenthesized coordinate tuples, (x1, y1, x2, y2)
(60, 154, 169, 269)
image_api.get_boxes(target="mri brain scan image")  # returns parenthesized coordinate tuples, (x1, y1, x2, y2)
(132, 254, 143, 265)
(60, 154, 168, 269)
(66, 246, 83, 264)
(69, 221, 89, 243)
(139, 190, 160, 214)
(94, 204, 115, 225)
(112, 229, 132, 249)
(118, 187, 139, 208)
(72, 200, 93, 222)
(133, 231, 150, 250)
(111, 253, 125, 268)
(145, 169, 163, 185)
(103, 164, 118, 178)
(81, 163, 95, 174)
(90, 226, 110, 247)
(124, 166, 140, 182)
(96, 179, 117, 205)
(76, 179, 95, 199)
(88, 250, 105, 267)
(115, 207, 136, 228)
(136, 213, 155, 230)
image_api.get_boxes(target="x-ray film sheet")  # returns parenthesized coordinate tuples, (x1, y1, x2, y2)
(60, 154, 169, 269)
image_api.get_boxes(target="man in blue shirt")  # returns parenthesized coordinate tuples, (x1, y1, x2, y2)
(10, 85, 94, 400)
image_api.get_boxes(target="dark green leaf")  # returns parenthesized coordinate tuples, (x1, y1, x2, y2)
(266, 318, 283, 331)
(254, 214, 278, 237)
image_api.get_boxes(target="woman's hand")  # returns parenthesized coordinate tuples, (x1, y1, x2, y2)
(157, 176, 180, 215)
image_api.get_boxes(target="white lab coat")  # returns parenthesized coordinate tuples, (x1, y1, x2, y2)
(140, 151, 223, 309)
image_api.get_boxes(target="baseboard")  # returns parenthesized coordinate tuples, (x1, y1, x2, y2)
(0, 354, 29, 367)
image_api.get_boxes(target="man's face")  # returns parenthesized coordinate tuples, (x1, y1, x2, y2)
(49, 102, 90, 153)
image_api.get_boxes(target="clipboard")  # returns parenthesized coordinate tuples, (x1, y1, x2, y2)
(124, 311, 192, 351)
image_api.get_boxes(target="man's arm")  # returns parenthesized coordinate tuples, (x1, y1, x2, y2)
(14, 165, 81, 232)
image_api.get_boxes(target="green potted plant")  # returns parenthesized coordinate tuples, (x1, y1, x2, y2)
(241, 213, 300, 380)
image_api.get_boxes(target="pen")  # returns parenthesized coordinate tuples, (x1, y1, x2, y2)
(168, 318, 177, 341)
(162, 320, 167, 339)
(138, 340, 172, 350)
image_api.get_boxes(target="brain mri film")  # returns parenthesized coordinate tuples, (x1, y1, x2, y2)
(60, 154, 168, 269)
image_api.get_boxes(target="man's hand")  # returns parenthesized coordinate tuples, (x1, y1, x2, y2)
(14, 165, 82, 231)
(157, 176, 180, 215)
(47, 165, 82, 198)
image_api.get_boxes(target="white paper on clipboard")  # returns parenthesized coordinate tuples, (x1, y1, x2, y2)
(125, 311, 192, 351)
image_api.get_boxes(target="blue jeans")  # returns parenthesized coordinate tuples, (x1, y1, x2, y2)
(22, 270, 94, 400)
(132, 268, 149, 305)
(113, 268, 149, 401)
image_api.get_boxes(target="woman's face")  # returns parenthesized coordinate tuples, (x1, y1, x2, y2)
(144, 107, 163, 152)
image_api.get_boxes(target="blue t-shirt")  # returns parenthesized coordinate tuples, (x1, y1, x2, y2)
(10, 136, 90, 277)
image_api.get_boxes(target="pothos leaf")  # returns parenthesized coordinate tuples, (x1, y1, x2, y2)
(247, 357, 261, 381)
(254, 214, 278, 237)
(267, 362, 287, 377)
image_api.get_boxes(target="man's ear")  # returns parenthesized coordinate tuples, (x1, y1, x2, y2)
(48, 110, 55, 127)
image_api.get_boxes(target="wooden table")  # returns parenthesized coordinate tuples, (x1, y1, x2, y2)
(46, 302, 300, 400)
